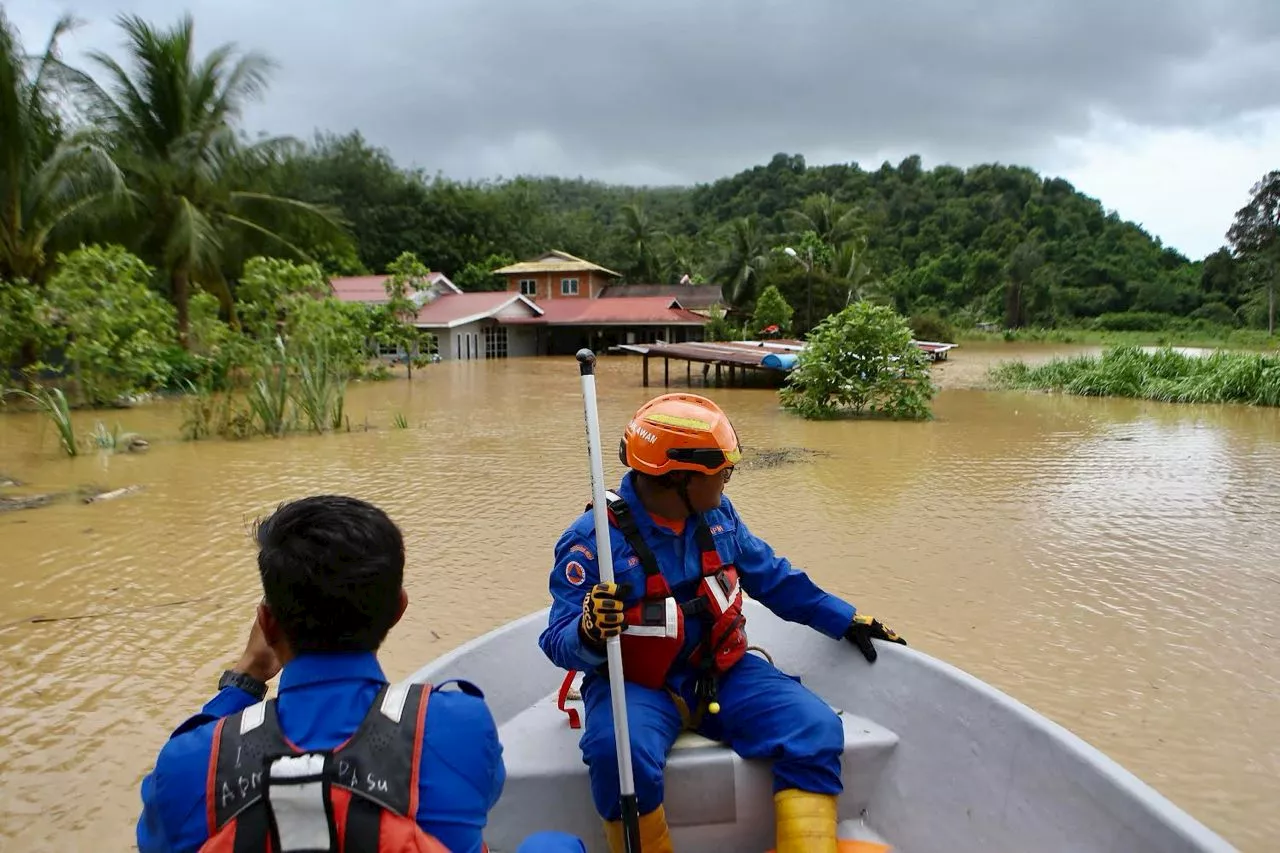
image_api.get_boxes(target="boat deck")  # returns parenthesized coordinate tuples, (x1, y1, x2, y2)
(490, 674, 900, 852)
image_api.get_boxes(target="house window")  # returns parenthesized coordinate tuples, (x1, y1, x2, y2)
(484, 325, 509, 359)
(519, 279, 537, 296)
(561, 278, 579, 296)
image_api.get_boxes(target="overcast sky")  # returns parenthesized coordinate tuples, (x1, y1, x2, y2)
(10, 0, 1280, 259)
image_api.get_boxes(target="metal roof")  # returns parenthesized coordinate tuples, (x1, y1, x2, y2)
(501, 296, 706, 326)
(328, 273, 459, 304)
(493, 250, 622, 278)
(413, 292, 542, 329)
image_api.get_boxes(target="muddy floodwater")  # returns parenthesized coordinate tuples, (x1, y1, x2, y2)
(1, 343, 1277, 852)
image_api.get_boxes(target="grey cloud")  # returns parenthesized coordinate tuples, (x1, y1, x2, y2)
(11, 0, 1280, 183)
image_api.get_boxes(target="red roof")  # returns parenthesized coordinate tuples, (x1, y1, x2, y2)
(329, 273, 457, 303)
(503, 296, 706, 326)
(413, 292, 540, 328)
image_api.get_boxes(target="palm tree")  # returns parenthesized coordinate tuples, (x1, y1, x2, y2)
(785, 192, 864, 247)
(829, 235, 884, 306)
(619, 201, 664, 283)
(0, 11, 123, 283)
(714, 216, 768, 306)
(79, 14, 341, 346)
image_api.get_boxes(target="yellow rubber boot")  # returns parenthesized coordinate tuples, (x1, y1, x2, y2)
(773, 789, 838, 853)
(602, 804, 674, 853)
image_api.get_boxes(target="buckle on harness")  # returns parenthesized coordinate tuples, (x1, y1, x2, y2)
(642, 600, 667, 623)
(680, 598, 709, 617)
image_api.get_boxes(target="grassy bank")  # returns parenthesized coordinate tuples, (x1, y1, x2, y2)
(958, 326, 1278, 349)
(989, 345, 1280, 406)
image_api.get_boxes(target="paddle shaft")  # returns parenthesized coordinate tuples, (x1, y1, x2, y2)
(576, 349, 642, 853)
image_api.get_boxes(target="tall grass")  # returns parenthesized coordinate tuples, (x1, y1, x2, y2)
(990, 345, 1280, 406)
(3, 386, 78, 456)
(292, 344, 347, 434)
(246, 338, 292, 437)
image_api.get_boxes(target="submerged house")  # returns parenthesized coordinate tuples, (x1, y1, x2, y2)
(329, 250, 712, 361)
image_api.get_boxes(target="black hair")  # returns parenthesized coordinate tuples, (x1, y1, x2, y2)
(255, 495, 405, 653)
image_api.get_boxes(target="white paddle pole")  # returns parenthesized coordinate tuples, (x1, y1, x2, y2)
(576, 349, 642, 853)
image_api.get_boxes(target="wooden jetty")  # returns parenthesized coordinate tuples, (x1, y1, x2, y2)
(612, 339, 956, 388)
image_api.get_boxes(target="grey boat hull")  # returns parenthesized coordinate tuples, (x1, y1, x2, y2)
(409, 601, 1235, 853)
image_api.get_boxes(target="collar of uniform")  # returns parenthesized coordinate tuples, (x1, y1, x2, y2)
(277, 651, 388, 693)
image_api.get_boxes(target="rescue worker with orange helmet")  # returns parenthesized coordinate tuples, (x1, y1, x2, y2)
(538, 394, 906, 853)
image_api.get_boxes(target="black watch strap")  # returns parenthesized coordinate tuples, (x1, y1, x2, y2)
(218, 669, 268, 701)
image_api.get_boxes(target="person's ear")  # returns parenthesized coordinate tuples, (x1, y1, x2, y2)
(258, 600, 283, 647)
(392, 588, 409, 628)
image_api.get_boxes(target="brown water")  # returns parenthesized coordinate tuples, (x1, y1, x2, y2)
(1, 343, 1277, 852)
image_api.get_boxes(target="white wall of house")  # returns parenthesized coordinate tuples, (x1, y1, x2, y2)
(507, 326, 537, 357)
(435, 321, 482, 361)
(425, 320, 539, 361)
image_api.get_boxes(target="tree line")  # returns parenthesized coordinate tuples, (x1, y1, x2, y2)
(3, 6, 1278, 388)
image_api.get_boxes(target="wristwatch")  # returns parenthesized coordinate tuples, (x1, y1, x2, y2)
(218, 669, 268, 701)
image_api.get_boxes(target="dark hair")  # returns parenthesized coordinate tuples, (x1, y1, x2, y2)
(255, 495, 405, 653)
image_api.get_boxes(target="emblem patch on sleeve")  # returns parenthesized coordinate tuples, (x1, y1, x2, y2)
(565, 561, 586, 586)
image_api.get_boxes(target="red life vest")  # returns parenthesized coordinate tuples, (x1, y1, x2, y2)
(198, 682, 463, 853)
(598, 491, 748, 690)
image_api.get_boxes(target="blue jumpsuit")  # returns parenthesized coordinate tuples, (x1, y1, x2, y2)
(537, 472, 858, 820)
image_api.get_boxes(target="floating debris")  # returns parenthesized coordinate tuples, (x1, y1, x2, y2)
(739, 447, 832, 470)
(81, 484, 145, 504)
(0, 493, 55, 513)
(0, 483, 145, 512)
(0, 473, 22, 488)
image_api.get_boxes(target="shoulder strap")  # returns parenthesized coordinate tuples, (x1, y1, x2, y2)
(333, 682, 430, 817)
(693, 515, 726, 575)
(597, 490, 664, 580)
(208, 699, 290, 834)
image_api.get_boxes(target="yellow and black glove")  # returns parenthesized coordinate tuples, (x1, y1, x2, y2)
(579, 582, 630, 647)
(845, 613, 907, 663)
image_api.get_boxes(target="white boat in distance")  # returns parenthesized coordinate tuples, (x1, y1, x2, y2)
(409, 601, 1237, 853)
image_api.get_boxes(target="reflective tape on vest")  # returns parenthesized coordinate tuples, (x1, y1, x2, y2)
(702, 572, 741, 615)
(621, 597, 679, 637)
(265, 753, 332, 852)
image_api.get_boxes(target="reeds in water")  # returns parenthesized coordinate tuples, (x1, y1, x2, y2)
(3, 386, 78, 456)
(990, 345, 1280, 406)
(292, 343, 347, 434)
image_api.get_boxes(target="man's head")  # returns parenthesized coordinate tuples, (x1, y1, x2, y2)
(254, 495, 408, 656)
(619, 393, 740, 514)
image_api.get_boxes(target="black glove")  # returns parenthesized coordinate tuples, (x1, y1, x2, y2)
(579, 582, 631, 647)
(845, 613, 906, 663)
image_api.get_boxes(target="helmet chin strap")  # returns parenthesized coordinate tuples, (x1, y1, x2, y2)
(674, 474, 696, 518)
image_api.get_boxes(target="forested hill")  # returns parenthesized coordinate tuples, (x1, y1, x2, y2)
(272, 135, 1251, 331)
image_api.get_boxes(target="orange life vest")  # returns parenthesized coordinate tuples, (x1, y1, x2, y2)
(599, 491, 748, 691)
(199, 682, 460, 853)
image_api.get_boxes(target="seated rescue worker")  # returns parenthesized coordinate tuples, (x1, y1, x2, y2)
(137, 494, 581, 853)
(538, 394, 907, 853)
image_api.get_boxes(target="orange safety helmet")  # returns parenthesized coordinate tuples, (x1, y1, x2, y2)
(618, 393, 742, 476)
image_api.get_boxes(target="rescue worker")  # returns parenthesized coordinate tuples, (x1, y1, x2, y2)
(538, 394, 907, 853)
(136, 494, 582, 853)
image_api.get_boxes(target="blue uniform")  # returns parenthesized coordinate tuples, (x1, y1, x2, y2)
(137, 652, 508, 853)
(538, 471, 858, 819)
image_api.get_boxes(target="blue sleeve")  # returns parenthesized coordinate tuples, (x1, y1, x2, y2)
(731, 508, 855, 639)
(417, 686, 506, 853)
(537, 530, 608, 672)
(136, 687, 260, 853)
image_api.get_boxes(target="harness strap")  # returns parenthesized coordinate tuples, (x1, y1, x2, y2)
(556, 670, 581, 729)
(345, 796, 382, 851)
(600, 491, 664, 580)
(693, 519, 723, 575)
